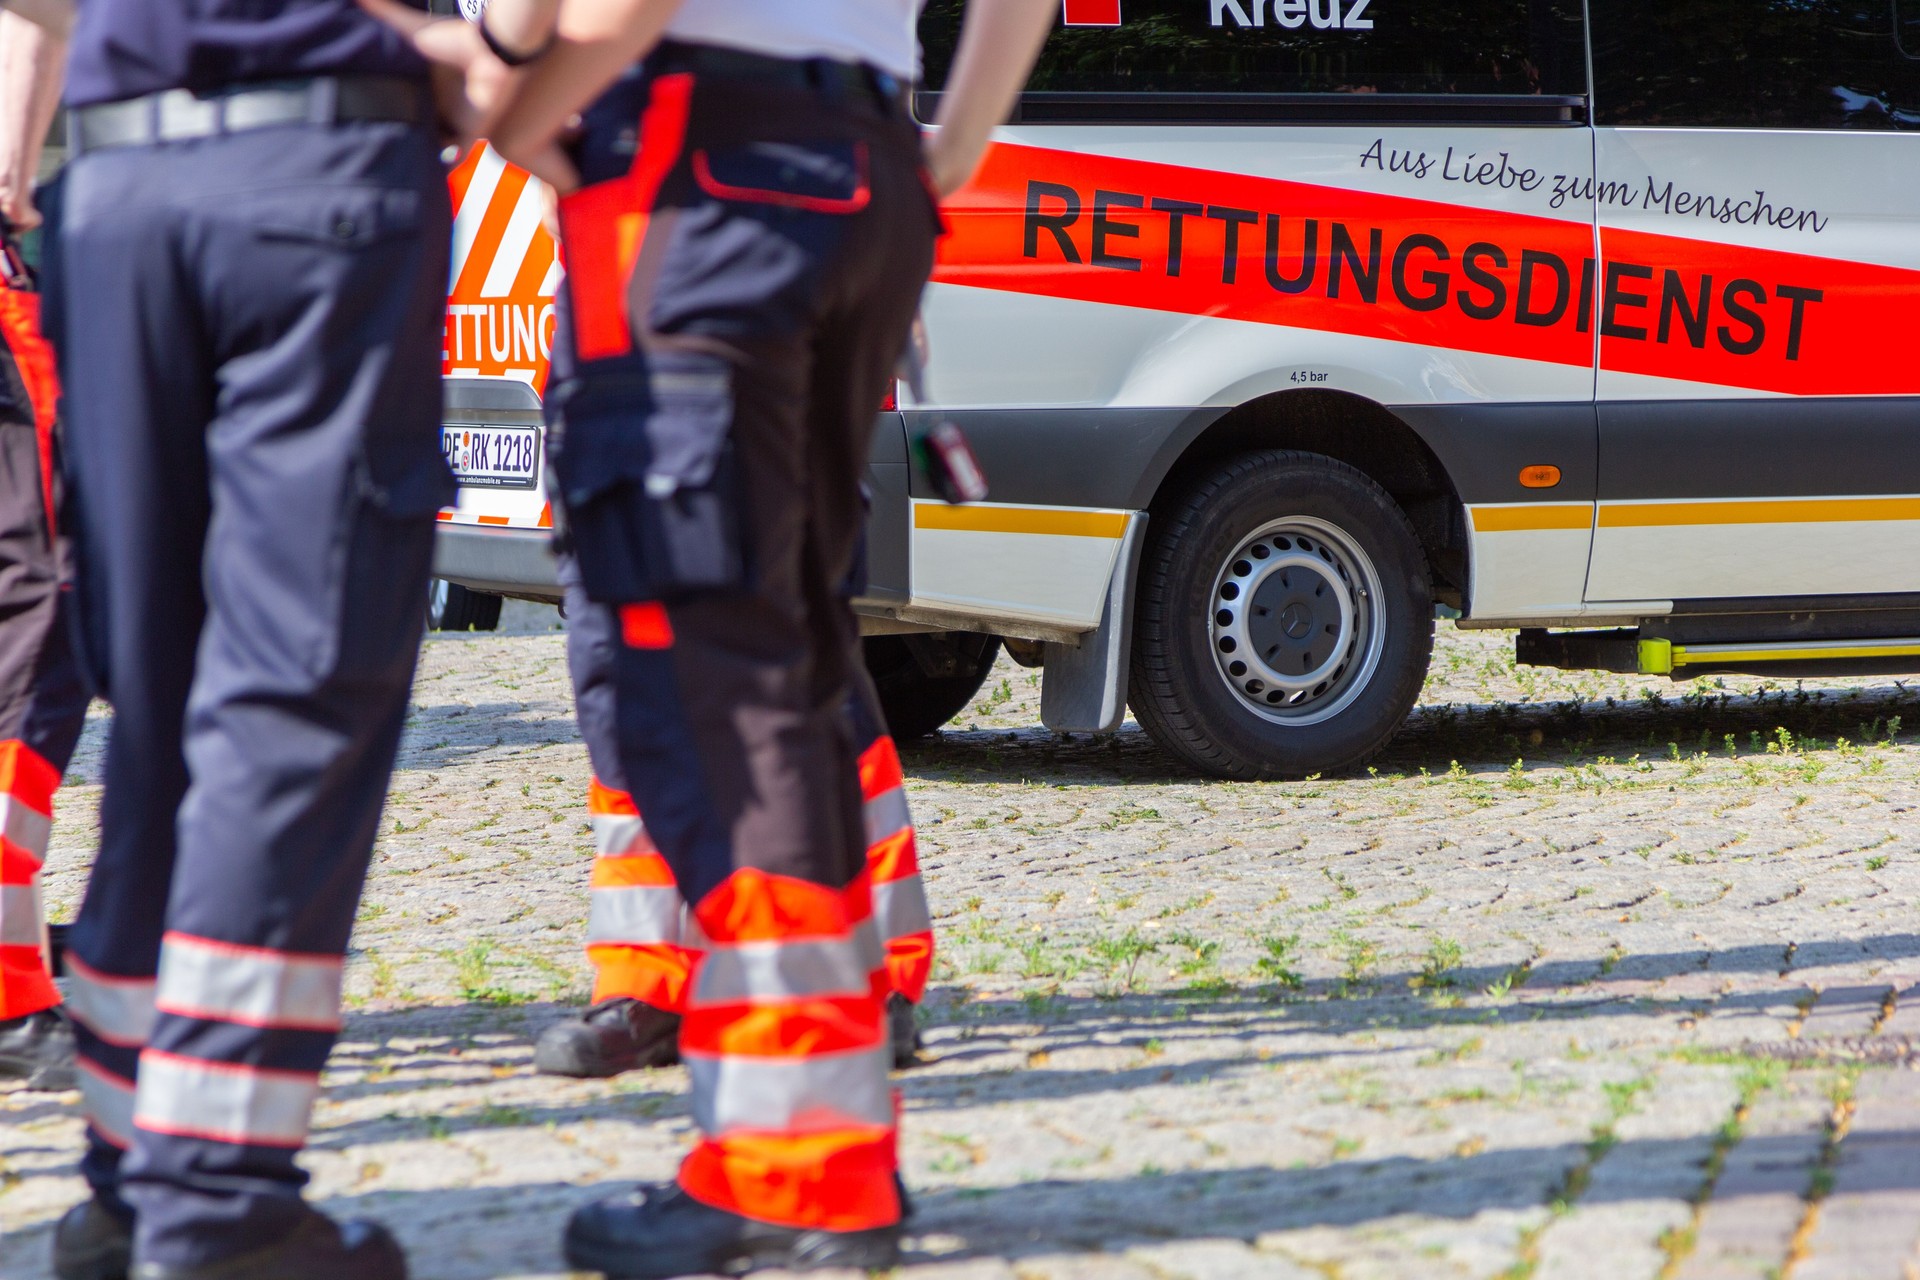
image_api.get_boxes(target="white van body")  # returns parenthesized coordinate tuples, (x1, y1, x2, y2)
(437, 0, 1920, 777)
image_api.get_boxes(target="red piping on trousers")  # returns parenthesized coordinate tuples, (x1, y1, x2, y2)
(691, 145, 872, 215)
(0, 291, 59, 541)
(558, 73, 696, 361)
(620, 602, 675, 650)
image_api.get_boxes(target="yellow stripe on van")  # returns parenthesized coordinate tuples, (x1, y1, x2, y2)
(1469, 504, 1594, 533)
(913, 504, 1129, 539)
(1599, 497, 1920, 528)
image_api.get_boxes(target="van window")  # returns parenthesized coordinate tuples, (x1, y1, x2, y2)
(1593, 1, 1920, 130)
(917, 0, 1585, 98)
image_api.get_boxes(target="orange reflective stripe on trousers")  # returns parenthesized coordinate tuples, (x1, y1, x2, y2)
(586, 759, 935, 1010)
(859, 734, 934, 1003)
(0, 740, 59, 1018)
(676, 867, 899, 1231)
(585, 779, 694, 1011)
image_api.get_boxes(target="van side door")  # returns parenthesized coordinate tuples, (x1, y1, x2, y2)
(1585, 2, 1920, 605)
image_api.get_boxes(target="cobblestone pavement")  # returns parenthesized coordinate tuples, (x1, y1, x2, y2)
(15, 608, 1920, 1278)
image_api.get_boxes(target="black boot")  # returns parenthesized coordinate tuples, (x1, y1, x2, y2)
(0, 1007, 75, 1090)
(563, 1183, 902, 1279)
(888, 994, 923, 1070)
(129, 1206, 405, 1280)
(52, 1198, 132, 1280)
(533, 998, 680, 1078)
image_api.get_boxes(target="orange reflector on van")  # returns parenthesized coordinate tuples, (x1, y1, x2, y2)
(1519, 465, 1562, 489)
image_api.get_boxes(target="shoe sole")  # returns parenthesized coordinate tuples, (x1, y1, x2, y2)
(52, 1238, 130, 1280)
(565, 1226, 900, 1278)
(533, 1040, 679, 1079)
(0, 1059, 76, 1091)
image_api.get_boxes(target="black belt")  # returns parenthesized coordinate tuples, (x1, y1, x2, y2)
(652, 42, 911, 116)
(71, 76, 434, 155)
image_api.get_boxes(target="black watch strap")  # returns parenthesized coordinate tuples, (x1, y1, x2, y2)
(479, 13, 554, 67)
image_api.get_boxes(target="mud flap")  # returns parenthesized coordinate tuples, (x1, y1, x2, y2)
(1041, 514, 1146, 734)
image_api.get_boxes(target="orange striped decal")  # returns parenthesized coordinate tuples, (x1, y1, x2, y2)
(452, 164, 531, 304)
(446, 145, 484, 219)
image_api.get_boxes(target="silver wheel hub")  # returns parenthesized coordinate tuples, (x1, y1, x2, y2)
(1208, 518, 1386, 727)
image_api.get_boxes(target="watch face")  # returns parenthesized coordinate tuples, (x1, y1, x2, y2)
(458, 0, 488, 21)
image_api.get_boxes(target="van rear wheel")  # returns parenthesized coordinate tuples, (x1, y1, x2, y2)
(429, 580, 504, 633)
(865, 632, 1002, 739)
(1129, 451, 1432, 780)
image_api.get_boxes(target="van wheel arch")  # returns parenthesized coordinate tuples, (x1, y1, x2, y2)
(1139, 389, 1466, 608)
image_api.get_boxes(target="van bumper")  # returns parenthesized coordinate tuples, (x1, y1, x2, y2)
(432, 522, 562, 603)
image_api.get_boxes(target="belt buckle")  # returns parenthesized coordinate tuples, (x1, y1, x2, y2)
(156, 90, 218, 143)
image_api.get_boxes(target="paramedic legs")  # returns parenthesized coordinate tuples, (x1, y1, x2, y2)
(535, 552, 933, 1079)
(48, 47, 454, 1280)
(535, 57, 934, 1276)
(0, 6, 90, 1089)
(0, 224, 90, 1090)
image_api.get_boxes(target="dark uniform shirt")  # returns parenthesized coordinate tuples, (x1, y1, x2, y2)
(65, 0, 430, 107)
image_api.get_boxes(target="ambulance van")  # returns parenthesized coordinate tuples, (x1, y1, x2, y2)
(435, 0, 1920, 779)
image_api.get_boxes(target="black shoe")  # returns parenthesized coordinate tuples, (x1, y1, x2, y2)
(0, 1007, 75, 1090)
(563, 1183, 902, 1279)
(894, 1173, 916, 1224)
(888, 994, 923, 1070)
(130, 1207, 405, 1280)
(534, 998, 681, 1078)
(52, 1198, 132, 1280)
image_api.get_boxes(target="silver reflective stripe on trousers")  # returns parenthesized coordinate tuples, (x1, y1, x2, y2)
(863, 787, 911, 848)
(690, 931, 880, 1008)
(586, 885, 685, 947)
(0, 794, 52, 860)
(77, 1059, 137, 1147)
(65, 963, 158, 1047)
(135, 1051, 320, 1147)
(156, 935, 344, 1031)
(592, 813, 649, 857)
(685, 1043, 894, 1137)
(0, 882, 43, 947)
(873, 875, 933, 941)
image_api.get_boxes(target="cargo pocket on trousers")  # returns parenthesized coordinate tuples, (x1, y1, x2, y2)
(552, 354, 745, 605)
(248, 182, 456, 520)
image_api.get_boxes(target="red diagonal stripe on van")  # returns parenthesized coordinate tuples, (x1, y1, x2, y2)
(933, 142, 1909, 398)
(1595, 226, 1874, 396)
(935, 143, 1593, 371)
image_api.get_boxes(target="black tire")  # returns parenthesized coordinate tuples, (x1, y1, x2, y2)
(864, 632, 1002, 739)
(1129, 450, 1433, 780)
(429, 580, 504, 633)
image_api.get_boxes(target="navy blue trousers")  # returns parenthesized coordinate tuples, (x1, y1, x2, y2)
(48, 120, 452, 1269)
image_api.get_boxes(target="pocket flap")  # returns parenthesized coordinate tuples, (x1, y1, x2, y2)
(551, 357, 735, 506)
(253, 187, 423, 248)
(693, 141, 871, 214)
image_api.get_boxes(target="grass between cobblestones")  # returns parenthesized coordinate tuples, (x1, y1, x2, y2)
(10, 617, 1920, 1277)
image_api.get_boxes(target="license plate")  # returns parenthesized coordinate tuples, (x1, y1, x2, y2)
(443, 424, 539, 490)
